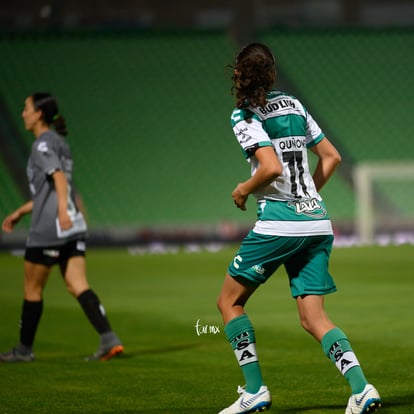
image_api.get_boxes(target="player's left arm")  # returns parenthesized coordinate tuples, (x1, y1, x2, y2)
(310, 137, 341, 192)
(52, 170, 72, 230)
(232, 146, 283, 210)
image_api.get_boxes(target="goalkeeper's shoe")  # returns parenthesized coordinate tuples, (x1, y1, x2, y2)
(86, 342, 124, 361)
(345, 384, 381, 414)
(218, 385, 271, 414)
(0, 348, 34, 363)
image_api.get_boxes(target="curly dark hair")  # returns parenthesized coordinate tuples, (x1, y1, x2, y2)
(231, 43, 277, 109)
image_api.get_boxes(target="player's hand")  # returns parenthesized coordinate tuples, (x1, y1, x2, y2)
(58, 211, 73, 231)
(232, 183, 248, 211)
(2, 211, 22, 233)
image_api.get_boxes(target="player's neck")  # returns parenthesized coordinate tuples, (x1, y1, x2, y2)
(34, 124, 49, 138)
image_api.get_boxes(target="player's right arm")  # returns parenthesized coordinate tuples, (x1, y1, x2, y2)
(2, 201, 33, 233)
(310, 137, 341, 192)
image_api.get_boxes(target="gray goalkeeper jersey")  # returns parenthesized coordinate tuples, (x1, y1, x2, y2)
(26, 130, 87, 247)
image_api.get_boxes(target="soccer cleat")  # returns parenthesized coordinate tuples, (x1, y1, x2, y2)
(219, 385, 271, 414)
(345, 384, 381, 414)
(86, 343, 124, 361)
(0, 348, 34, 363)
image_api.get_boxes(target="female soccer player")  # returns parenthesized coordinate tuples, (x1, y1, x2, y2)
(216, 43, 381, 414)
(1, 93, 123, 362)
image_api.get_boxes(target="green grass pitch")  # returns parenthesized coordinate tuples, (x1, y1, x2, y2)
(0, 244, 413, 413)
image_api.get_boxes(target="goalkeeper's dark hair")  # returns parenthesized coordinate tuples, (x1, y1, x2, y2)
(231, 43, 277, 109)
(32, 92, 68, 136)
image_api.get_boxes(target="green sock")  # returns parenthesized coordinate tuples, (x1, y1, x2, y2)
(224, 314, 263, 393)
(321, 327, 368, 394)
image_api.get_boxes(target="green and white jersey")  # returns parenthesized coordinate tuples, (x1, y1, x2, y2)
(230, 90, 333, 237)
(26, 130, 87, 247)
